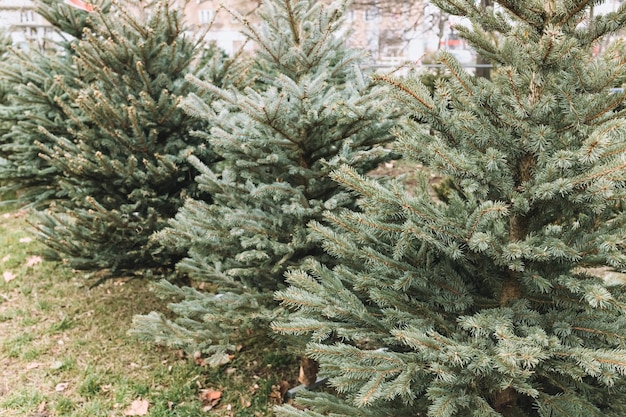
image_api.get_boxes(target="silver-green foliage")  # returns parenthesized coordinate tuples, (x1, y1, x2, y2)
(275, 1, 626, 416)
(0, 0, 94, 206)
(130, 0, 399, 364)
(0, 0, 228, 272)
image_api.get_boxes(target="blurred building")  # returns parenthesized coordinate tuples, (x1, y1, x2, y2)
(342, 1, 425, 65)
(0, 0, 57, 49)
(180, 0, 426, 64)
(179, 0, 257, 56)
(0, 0, 427, 64)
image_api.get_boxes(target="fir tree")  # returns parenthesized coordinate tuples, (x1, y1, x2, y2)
(274, 1, 626, 416)
(0, 28, 14, 201)
(0, 0, 239, 272)
(0, 0, 96, 206)
(0, 28, 15, 152)
(130, 0, 398, 366)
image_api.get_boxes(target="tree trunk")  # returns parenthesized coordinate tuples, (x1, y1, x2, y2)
(298, 356, 319, 387)
(475, 0, 493, 79)
(493, 387, 524, 417)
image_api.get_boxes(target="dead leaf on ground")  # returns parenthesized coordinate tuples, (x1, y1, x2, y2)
(298, 357, 319, 386)
(26, 362, 41, 370)
(3, 271, 16, 282)
(199, 388, 222, 410)
(25, 255, 43, 267)
(193, 351, 205, 366)
(269, 380, 290, 405)
(32, 400, 48, 417)
(123, 398, 150, 416)
(1, 255, 10, 263)
(18, 236, 32, 243)
(55, 382, 69, 392)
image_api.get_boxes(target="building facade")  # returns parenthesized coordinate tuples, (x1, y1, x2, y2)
(0, 0, 426, 64)
(0, 0, 58, 49)
(178, 0, 426, 64)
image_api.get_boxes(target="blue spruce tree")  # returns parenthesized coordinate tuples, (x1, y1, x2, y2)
(0, 0, 242, 273)
(131, 0, 399, 367)
(0, 0, 97, 206)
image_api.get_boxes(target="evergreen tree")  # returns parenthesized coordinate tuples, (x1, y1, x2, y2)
(0, 0, 240, 272)
(130, 0, 398, 365)
(0, 0, 96, 206)
(0, 28, 15, 158)
(0, 28, 15, 201)
(274, 1, 626, 416)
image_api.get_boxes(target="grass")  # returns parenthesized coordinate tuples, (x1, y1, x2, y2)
(0, 208, 299, 417)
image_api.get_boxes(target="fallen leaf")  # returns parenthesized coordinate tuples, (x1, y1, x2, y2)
(269, 380, 290, 405)
(3, 271, 16, 282)
(1, 255, 10, 263)
(298, 357, 319, 387)
(193, 351, 205, 366)
(18, 237, 33, 243)
(55, 382, 69, 392)
(26, 362, 41, 370)
(25, 256, 43, 267)
(37, 400, 47, 414)
(123, 398, 149, 416)
(199, 388, 222, 409)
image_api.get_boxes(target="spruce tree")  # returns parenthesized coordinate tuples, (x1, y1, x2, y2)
(0, 0, 95, 206)
(0, 0, 239, 272)
(0, 28, 15, 158)
(274, 1, 626, 416)
(130, 0, 398, 365)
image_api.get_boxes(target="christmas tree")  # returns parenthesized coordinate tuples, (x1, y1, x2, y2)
(130, 0, 398, 366)
(274, 1, 626, 416)
(0, 0, 96, 206)
(0, 28, 14, 202)
(0, 0, 238, 272)
(0, 28, 15, 157)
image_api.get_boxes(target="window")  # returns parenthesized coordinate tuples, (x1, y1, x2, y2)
(365, 7, 379, 21)
(20, 10, 35, 23)
(198, 9, 213, 24)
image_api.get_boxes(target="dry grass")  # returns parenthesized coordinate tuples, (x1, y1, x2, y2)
(0, 209, 298, 417)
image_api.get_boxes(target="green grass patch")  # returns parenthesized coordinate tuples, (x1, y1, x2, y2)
(0, 389, 46, 412)
(0, 211, 300, 416)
